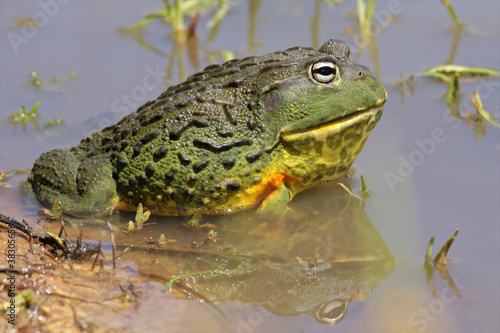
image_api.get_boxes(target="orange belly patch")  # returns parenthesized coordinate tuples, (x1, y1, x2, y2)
(250, 172, 301, 204)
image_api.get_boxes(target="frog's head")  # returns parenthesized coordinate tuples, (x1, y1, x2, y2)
(261, 39, 387, 151)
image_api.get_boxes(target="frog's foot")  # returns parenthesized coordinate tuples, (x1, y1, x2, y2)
(252, 183, 291, 238)
(27, 149, 118, 216)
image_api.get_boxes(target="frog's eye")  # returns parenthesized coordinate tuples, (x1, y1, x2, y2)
(315, 299, 347, 325)
(310, 61, 337, 84)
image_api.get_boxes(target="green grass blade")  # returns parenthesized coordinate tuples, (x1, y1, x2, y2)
(424, 235, 437, 299)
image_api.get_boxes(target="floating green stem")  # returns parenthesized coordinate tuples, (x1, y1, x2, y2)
(420, 65, 500, 81)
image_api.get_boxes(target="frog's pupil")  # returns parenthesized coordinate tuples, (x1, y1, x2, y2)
(317, 66, 334, 76)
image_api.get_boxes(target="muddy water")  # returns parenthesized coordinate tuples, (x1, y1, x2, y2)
(1, 1, 499, 332)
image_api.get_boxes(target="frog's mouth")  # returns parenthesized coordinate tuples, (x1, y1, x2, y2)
(282, 105, 384, 138)
(265, 106, 383, 152)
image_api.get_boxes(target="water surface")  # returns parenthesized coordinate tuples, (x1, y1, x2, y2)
(1, 1, 499, 332)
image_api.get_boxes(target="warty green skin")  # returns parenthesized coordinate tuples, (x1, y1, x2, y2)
(26, 39, 387, 217)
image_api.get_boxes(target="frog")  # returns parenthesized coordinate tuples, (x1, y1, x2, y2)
(26, 39, 387, 218)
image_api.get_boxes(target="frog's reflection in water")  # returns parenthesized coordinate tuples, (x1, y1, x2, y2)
(128, 184, 394, 325)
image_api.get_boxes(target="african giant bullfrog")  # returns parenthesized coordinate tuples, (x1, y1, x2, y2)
(26, 39, 387, 217)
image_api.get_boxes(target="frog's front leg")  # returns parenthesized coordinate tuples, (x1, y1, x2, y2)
(253, 182, 292, 237)
(256, 182, 291, 222)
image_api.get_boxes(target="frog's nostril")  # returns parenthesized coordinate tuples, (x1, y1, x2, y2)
(356, 71, 365, 80)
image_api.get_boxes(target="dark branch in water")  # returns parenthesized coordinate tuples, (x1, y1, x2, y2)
(0, 213, 101, 261)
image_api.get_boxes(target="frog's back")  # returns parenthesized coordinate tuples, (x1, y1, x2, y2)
(64, 47, 317, 215)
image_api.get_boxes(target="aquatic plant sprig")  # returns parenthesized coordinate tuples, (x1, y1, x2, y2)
(0, 172, 11, 188)
(395, 1, 499, 106)
(351, 0, 383, 77)
(122, 203, 155, 233)
(424, 230, 461, 300)
(40, 198, 63, 220)
(119, 1, 237, 84)
(405, 64, 499, 141)
(30, 71, 43, 89)
(158, 234, 176, 245)
(393, 71, 415, 105)
(443, 73, 462, 120)
(0, 169, 29, 189)
(356, 0, 376, 36)
(119, 0, 233, 37)
(441, 0, 461, 27)
(471, 90, 500, 129)
(9, 100, 64, 133)
(29, 71, 77, 91)
(462, 91, 499, 141)
(359, 174, 372, 198)
(9, 101, 40, 132)
(337, 183, 362, 200)
(337, 174, 373, 202)
(44, 118, 64, 127)
(134, 203, 151, 229)
(147, 234, 176, 245)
